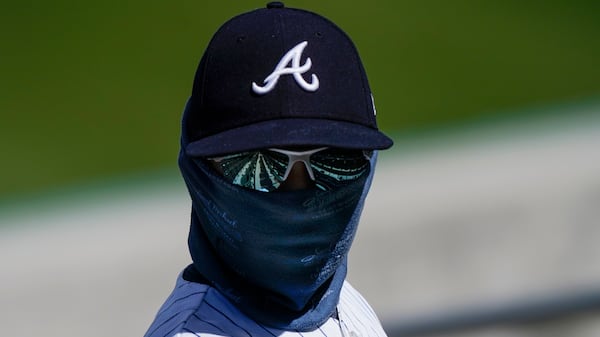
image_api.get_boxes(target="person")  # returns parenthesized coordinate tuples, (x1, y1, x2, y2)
(144, 2, 393, 336)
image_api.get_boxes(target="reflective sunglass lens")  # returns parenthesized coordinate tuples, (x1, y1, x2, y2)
(310, 149, 370, 190)
(216, 151, 287, 192)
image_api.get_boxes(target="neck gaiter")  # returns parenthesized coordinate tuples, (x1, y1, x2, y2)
(179, 145, 377, 331)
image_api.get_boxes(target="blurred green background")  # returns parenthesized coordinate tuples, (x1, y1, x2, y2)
(1, 0, 599, 198)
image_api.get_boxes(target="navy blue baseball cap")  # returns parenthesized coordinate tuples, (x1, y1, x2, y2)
(184, 2, 393, 157)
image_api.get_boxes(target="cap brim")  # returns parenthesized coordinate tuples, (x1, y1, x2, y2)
(185, 118, 393, 157)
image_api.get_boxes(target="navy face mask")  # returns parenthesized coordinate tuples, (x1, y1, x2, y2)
(179, 149, 377, 331)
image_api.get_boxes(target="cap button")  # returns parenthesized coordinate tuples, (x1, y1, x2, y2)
(267, 2, 284, 9)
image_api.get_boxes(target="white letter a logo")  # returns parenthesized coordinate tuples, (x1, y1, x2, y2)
(252, 41, 319, 95)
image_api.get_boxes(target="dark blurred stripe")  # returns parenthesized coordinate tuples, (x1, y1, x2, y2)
(384, 288, 600, 336)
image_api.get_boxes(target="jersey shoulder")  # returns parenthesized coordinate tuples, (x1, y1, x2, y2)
(338, 281, 388, 337)
(143, 273, 210, 337)
(144, 274, 285, 337)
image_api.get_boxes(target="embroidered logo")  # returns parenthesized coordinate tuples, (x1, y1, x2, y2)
(252, 41, 319, 94)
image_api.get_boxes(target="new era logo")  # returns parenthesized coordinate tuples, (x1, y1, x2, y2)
(252, 41, 319, 94)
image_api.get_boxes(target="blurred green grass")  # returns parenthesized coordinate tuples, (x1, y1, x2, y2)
(1, 0, 599, 197)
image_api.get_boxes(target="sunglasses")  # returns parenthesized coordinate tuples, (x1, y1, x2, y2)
(208, 147, 372, 192)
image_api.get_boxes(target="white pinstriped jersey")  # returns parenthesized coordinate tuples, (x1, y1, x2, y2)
(144, 273, 388, 337)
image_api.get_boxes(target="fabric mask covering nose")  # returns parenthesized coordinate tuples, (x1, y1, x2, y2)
(179, 149, 377, 331)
